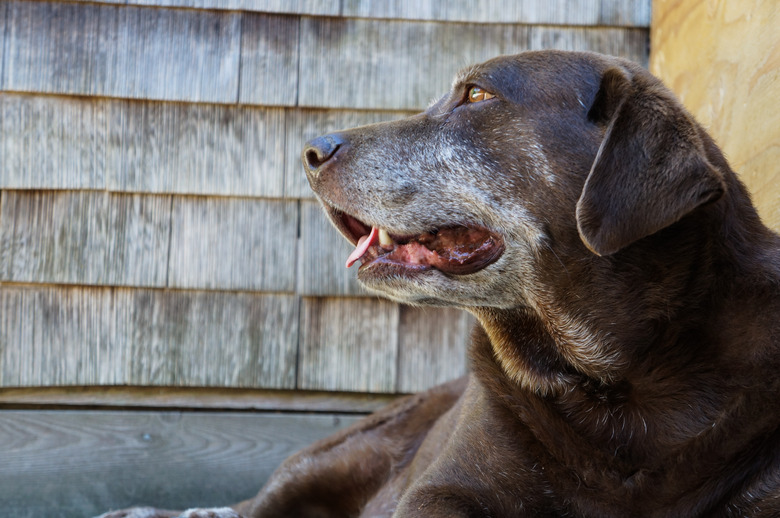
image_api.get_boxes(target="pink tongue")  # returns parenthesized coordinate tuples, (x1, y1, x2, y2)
(346, 226, 379, 268)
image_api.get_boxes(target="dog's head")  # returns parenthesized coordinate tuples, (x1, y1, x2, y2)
(303, 52, 726, 312)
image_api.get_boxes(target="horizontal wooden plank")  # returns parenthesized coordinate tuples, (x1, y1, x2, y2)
(343, 0, 651, 27)
(107, 100, 287, 197)
(298, 18, 649, 110)
(299, 297, 399, 393)
(124, 0, 340, 16)
(0, 94, 107, 189)
(2, 1, 241, 103)
(297, 200, 367, 296)
(0, 286, 299, 389)
(0, 410, 360, 518)
(284, 108, 414, 199)
(397, 306, 474, 393)
(0, 386, 403, 413)
(239, 13, 300, 106)
(0, 191, 171, 287)
(167, 197, 298, 291)
(0, 93, 287, 196)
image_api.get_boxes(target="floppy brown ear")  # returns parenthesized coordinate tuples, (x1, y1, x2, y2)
(575, 66, 726, 256)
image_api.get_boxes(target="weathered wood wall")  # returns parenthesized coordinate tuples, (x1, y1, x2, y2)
(0, 0, 650, 515)
(650, 0, 780, 231)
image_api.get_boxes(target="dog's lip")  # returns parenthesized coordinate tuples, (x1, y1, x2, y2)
(325, 207, 505, 276)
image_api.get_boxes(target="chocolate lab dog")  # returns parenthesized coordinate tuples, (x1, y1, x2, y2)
(100, 51, 780, 517)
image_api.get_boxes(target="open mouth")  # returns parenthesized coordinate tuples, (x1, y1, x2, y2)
(327, 208, 505, 276)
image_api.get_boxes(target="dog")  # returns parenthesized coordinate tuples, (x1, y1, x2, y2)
(99, 51, 780, 517)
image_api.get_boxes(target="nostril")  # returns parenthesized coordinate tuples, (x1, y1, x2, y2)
(303, 134, 345, 172)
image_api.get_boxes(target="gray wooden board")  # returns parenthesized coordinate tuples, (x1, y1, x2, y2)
(0, 409, 360, 518)
(0, 386, 403, 414)
(239, 13, 300, 107)
(69, 0, 649, 26)
(284, 108, 414, 199)
(299, 297, 399, 393)
(397, 306, 474, 393)
(297, 199, 367, 296)
(0, 93, 108, 189)
(2, 1, 241, 103)
(107, 100, 287, 197)
(0, 191, 171, 287)
(342, 0, 651, 27)
(0, 286, 299, 389)
(167, 196, 298, 292)
(122, 0, 340, 16)
(298, 18, 649, 110)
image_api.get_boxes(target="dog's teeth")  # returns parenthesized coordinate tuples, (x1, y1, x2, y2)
(379, 228, 394, 247)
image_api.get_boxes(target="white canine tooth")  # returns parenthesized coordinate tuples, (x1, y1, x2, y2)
(379, 228, 394, 247)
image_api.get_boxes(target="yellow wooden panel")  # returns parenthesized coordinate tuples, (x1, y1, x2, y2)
(650, 0, 780, 231)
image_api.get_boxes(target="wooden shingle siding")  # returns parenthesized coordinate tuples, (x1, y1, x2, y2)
(298, 18, 649, 110)
(123, 0, 341, 16)
(2, 1, 242, 103)
(0, 94, 108, 190)
(397, 306, 474, 393)
(298, 199, 366, 296)
(0, 410, 359, 518)
(239, 13, 300, 107)
(108, 100, 287, 197)
(342, 0, 652, 27)
(168, 197, 298, 291)
(0, 286, 299, 388)
(0, 191, 171, 287)
(299, 297, 399, 392)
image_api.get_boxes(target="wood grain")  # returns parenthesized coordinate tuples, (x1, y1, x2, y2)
(651, 0, 780, 232)
(239, 13, 300, 107)
(299, 297, 400, 393)
(0, 286, 299, 388)
(108, 100, 287, 197)
(342, 0, 651, 27)
(397, 306, 474, 393)
(0, 410, 360, 518)
(0, 386, 403, 413)
(0, 92, 108, 189)
(124, 0, 340, 16)
(167, 197, 298, 292)
(0, 191, 171, 287)
(298, 17, 649, 110)
(297, 200, 368, 296)
(284, 108, 413, 199)
(2, 1, 241, 103)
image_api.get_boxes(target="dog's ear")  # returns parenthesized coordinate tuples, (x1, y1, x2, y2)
(575, 66, 726, 256)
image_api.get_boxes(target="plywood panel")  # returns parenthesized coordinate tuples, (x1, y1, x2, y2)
(0, 286, 298, 388)
(284, 108, 413, 199)
(397, 306, 474, 393)
(2, 1, 241, 103)
(0, 94, 107, 189)
(299, 297, 399, 393)
(343, 0, 651, 27)
(650, 0, 780, 232)
(0, 410, 359, 518)
(239, 13, 300, 106)
(298, 199, 367, 296)
(168, 197, 298, 291)
(298, 17, 648, 110)
(0, 191, 170, 287)
(108, 101, 286, 197)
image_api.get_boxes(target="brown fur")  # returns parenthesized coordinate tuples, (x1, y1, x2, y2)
(99, 51, 780, 518)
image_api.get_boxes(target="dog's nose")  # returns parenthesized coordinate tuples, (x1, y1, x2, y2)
(303, 134, 346, 176)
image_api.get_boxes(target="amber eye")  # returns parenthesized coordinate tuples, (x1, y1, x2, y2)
(468, 86, 495, 103)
